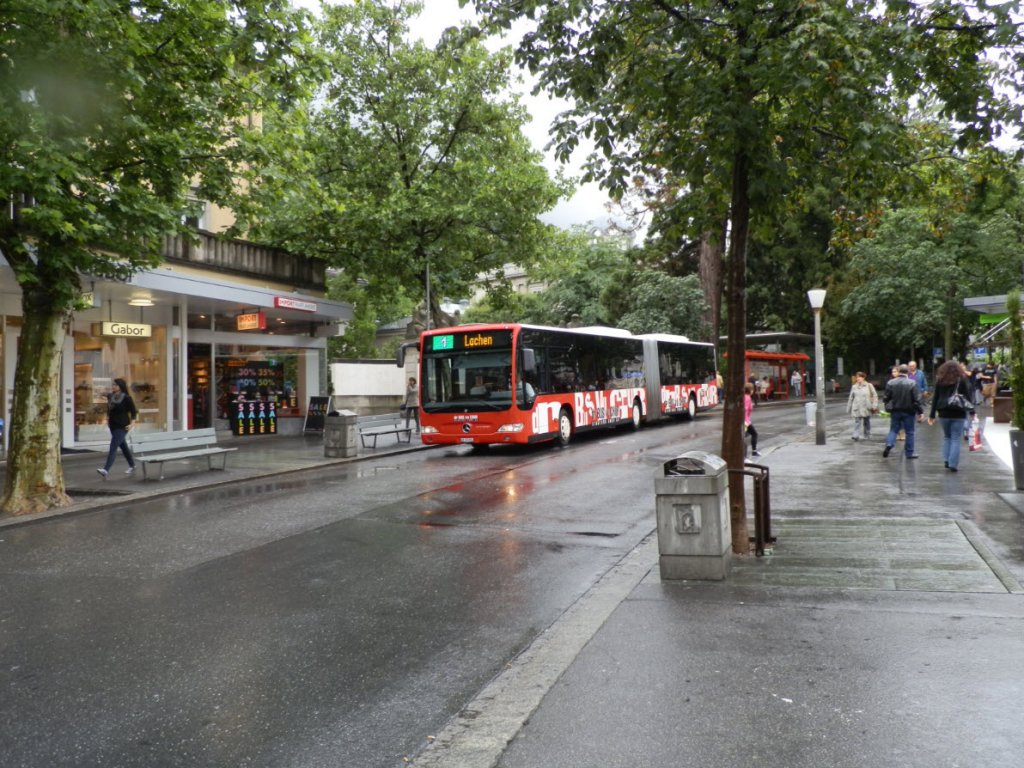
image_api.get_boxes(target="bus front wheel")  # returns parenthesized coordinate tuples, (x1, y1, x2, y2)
(557, 408, 573, 447)
(686, 395, 697, 420)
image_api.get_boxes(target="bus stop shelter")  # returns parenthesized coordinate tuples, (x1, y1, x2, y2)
(738, 350, 811, 399)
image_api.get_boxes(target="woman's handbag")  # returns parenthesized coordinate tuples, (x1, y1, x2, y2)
(945, 381, 971, 412)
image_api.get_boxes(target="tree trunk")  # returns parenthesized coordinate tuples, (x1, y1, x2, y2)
(722, 150, 751, 553)
(698, 222, 726, 343)
(1, 287, 71, 515)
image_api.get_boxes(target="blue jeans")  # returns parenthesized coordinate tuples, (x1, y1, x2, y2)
(886, 411, 917, 456)
(104, 427, 135, 471)
(939, 416, 965, 469)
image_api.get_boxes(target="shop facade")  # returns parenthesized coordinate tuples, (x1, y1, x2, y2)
(2, 234, 351, 449)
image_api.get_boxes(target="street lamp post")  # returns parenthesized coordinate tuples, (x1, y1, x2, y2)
(425, 256, 431, 331)
(808, 289, 827, 445)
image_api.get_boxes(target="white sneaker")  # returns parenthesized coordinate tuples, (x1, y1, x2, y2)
(125, 466, 135, 475)
(96, 468, 108, 478)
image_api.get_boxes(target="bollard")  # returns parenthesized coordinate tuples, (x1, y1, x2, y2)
(730, 462, 775, 557)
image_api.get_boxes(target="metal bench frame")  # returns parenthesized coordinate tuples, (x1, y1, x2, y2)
(129, 428, 237, 480)
(357, 418, 412, 448)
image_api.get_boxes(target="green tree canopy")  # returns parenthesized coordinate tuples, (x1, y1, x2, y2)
(471, 0, 1024, 551)
(616, 271, 708, 338)
(837, 194, 1023, 365)
(0, 0, 311, 514)
(326, 272, 415, 360)
(253, 0, 568, 327)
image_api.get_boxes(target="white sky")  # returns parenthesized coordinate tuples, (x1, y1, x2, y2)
(294, 0, 615, 231)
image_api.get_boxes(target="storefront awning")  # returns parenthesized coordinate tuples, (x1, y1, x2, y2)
(964, 295, 1010, 315)
(130, 267, 351, 320)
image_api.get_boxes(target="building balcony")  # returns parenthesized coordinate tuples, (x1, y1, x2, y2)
(162, 230, 325, 291)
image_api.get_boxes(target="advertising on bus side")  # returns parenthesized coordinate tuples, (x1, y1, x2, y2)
(660, 382, 719, 415)
(531, 387, 647, 434)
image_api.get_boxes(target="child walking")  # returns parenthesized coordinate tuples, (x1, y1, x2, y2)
(744, 383, 760, 457)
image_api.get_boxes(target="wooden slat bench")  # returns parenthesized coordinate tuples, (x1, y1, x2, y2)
(357, 415, 413, 448)
(129, 427, 237, 480)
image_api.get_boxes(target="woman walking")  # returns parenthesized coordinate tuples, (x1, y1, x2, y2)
(402, 377, 419, 431)
(846, 371, 878, 440)
(97, 377, 138, 478)
(927, 360, 973, 472)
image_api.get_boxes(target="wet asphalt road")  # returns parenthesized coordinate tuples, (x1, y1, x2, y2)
(0, 408, 805, 767)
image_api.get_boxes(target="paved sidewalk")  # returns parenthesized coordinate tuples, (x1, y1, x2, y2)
(0, 428, 432, 529)
(414, 411, 1024, 768)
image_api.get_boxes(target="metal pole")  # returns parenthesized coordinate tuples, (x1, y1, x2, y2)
(425, 257, 431, 331)
(814, 308, 826, 445)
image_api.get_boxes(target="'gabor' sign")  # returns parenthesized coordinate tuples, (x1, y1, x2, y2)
(96, 321, 152, 338)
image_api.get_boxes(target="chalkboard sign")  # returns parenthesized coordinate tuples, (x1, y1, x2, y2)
(303, 396, 331, 432)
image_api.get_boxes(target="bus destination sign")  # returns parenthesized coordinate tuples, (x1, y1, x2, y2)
(430, 330, 512, 352)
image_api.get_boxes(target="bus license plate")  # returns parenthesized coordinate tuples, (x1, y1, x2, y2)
(459, 437, 474, 443)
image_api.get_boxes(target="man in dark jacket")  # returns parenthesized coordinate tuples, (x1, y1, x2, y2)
(883, 364, 923, 458)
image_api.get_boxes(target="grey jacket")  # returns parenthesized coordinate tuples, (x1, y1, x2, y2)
(846, 381, 878, 418)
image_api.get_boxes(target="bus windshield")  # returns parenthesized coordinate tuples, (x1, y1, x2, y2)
(423, 347, 516, 412)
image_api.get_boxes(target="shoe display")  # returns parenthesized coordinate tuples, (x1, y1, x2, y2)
(96, 468, 108, 478)
(883, 446, 891, 457)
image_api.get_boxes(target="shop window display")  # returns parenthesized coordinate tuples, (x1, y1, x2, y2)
(214, 348, 302, 422)
(74, 328, 167, 441)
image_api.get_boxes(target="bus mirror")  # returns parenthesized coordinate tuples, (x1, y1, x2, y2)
(522, 348, 536, 373)
(396, 340, 419, 368)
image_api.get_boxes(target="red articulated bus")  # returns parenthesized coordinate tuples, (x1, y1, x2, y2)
(397, 323, 718, 448)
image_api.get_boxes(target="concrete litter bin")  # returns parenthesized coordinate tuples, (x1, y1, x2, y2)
(805, 401, 816, 426)
(654, 451, 731, 580)
(323, 410, 358, 458)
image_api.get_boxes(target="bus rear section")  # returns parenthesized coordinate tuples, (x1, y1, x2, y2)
(640, 335, 720, 421)
(416, 324, 648, 447)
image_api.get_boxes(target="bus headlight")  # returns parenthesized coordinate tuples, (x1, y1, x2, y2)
(421, 426, 438, 434)
(497, 423, 524, 433)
